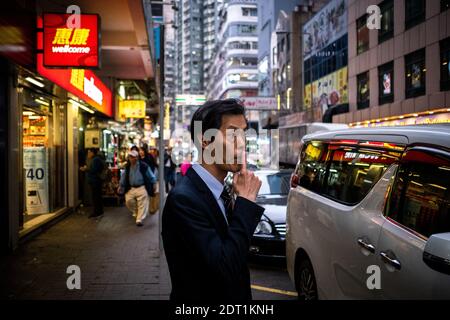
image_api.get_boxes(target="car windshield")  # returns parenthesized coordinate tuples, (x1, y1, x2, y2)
(257, 171, 292, 196)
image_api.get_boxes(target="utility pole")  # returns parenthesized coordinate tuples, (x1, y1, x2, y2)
(159, 24, 165, 249)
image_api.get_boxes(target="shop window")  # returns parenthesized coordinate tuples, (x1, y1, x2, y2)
(378, 0, 394, 44)
(442, 0, 450, 12)
(405, 0, 425, 30)
(379, 61, 394, 105)
(357, 15, 369, 55)
(385, 149, 450, 239)
(405, 49, 426, 99)
(21, 86, 67, 231)
(357, 71, 370, 109)
(324, 148, 398, 205)
(440, 37, 450, 91)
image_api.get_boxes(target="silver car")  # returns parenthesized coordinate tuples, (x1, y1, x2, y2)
(286, 125, 450, 299)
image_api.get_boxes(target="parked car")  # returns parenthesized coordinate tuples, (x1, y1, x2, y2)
(286, 124, 450, 300)
(248, 169, 292, 258)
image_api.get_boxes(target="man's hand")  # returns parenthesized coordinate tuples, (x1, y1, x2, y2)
(232, 152, 262, 202)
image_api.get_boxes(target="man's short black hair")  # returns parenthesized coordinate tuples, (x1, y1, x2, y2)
(88, 148, 98, 155)
(190, 98, 246, 144)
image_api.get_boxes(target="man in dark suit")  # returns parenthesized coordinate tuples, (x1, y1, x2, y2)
(162, 99, 264, 302)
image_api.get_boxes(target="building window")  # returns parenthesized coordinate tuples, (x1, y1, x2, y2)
(379, 61, 394, 105)
(357, 71, 370, 109)
(440, 37, 450, 91)
(357, 15, 369, 55)
(303, 35, 347, 84)
(405, 49, 426, 99)
(441, 0, 450, 12)
(242, 7, 257, 16)
(378, 0, 394, 43)
(287, 33, 290, 52)
(272, 47, 277, 65)
(405, 0, 425, 30)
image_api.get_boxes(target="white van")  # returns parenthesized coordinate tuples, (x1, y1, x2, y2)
(286, 125, 450, 299)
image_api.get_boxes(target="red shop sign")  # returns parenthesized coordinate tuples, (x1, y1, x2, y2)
(42, 13, 100, 68)
(37, 53, 112, 117)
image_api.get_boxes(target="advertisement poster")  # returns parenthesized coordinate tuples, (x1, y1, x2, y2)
(304, 67, 348, 119)
(303, 0, 347, 60)
(23, 147, 49, 215)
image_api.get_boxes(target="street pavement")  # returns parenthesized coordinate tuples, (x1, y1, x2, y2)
(0, 205, 296, 300)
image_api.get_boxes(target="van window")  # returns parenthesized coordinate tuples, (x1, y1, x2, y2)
(385, 149, 450, 238)
(324, 148, 398, 204)
(296, 141, 329, 193)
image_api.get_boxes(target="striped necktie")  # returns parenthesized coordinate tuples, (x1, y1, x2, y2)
(220, 185, 234, 222)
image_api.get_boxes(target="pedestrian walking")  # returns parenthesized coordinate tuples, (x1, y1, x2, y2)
(118, 150, 157, 226)
(139, 146, 157, 173)
(164, 147, 176, 193)
(80, 148, 105, 218)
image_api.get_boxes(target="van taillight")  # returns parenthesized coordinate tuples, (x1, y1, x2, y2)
(291, 173, 299, 188)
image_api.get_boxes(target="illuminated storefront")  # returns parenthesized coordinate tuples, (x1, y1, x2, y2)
(349, 107, 450, 128)
(0, 8, 114, 250)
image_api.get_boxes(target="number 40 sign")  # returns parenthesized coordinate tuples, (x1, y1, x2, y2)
(23, 147, 49, 215)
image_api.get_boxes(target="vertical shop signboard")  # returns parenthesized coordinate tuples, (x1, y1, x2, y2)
(23, 147, 49, 214)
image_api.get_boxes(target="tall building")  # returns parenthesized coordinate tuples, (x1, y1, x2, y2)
(271, 1, 327, 115)
(257, 0, 300, 97)
(206, 0, 259, 100)
(163, 4, 176, 99)
(336, 0, 450, 128)
(203, 0, 217, 87)
(175, 0, 204, 94)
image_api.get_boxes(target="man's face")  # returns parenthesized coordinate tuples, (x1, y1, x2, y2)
(87, 150, 94, 159)
(129, 156, 138, 166)
(214, 114, 247, 173)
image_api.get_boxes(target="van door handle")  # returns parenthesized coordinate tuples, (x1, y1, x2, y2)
(357, 237, 375, 254)
(380, 251, 401, 270)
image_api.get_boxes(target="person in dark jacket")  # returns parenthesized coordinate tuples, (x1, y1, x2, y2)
(139, 146, 157, 173)
(118, 150, 156, 226)
(162, 99, 264, 302)
(80, 148, 105, 218)
(164, 147, 176, 193)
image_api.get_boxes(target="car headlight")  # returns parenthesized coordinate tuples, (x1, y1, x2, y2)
(254, 220, 272, 235)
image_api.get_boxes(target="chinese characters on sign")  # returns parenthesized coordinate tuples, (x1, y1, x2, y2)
(43, 13, 100, 68)
(119, 100, 146, 120)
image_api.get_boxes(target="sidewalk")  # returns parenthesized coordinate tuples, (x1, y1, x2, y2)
(0, 206, 171, 300)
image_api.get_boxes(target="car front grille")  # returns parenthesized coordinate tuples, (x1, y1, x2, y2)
(275, 223, 286, 236)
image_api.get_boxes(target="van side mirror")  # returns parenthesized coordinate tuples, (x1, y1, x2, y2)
(423, 233, 450, 275)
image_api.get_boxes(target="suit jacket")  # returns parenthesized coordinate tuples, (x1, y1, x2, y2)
(162, 167, 265, 302)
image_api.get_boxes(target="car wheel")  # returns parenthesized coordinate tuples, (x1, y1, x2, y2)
(296, 259, 318, 301)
